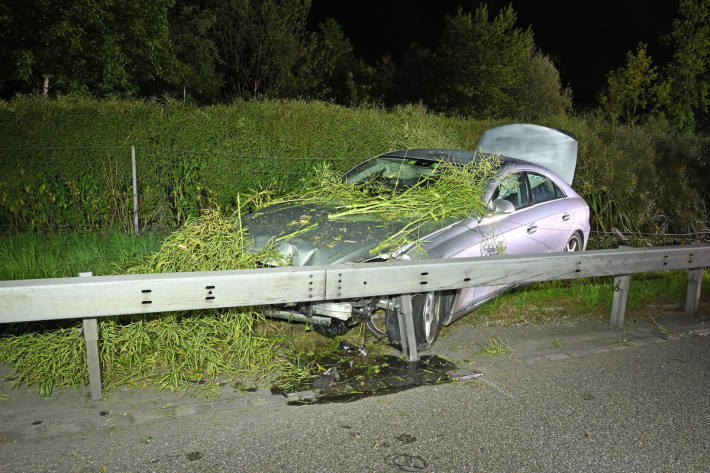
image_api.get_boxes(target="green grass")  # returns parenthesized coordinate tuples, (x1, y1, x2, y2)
(465, 269, 708, 326)
(0, 229, 165, 280)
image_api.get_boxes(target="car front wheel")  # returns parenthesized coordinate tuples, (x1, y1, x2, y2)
(385, 291, 452, 352)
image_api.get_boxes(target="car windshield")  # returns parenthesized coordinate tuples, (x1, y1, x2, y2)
(344, 156, 441, 191)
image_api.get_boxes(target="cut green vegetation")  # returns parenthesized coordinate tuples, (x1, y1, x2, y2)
(474, 337, 513, 357)
(266, 156, 499, 254)
(0, 158, 500, 397)
(0, 204, 395, 397)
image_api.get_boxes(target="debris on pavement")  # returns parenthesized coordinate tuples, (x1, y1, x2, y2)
(313, 367, 339, 389)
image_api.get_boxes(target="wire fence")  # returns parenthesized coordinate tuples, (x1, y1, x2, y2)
(1, 145, 708, 245)
(0, 145, 363, 233)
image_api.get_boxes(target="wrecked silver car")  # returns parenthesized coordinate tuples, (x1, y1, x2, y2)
(244, 124, 590, 350)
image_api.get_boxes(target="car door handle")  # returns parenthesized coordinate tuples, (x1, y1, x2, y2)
(527, 224, 538, 234)
(562, 213, 570, 221)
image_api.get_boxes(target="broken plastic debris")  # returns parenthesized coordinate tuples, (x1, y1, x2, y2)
(339, 340, 369, 358)
(313, 367, 339, 389)
(451, 371, 484, 382)
(339, 340, 356, 355)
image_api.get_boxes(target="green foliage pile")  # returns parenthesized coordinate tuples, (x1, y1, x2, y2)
(0, 307, 290, 398)
(0, 156, 504, 396)
(275, 156, 500, 254)
(0, 210, 300, 397)
(124, 207, 283, 273)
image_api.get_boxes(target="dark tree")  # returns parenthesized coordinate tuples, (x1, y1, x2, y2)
(308, 18, 374, 105)
(213, 0, 315, 98)
(169, 0, 223, 102)
(433, 4, 535, 118)
(662, 0, 710, 133)
(0, 0, 180, 97)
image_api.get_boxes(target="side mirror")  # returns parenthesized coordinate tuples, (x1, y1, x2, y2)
(492, 198, 515, 215)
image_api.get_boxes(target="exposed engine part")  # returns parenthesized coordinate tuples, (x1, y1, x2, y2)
(362, 297, 393, 340)
(313, 318, 351, 337)
(264, 309, 332, 326)
(311, 301, 352, 320)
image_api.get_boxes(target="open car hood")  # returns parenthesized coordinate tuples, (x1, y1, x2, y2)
(476, 124, 578, 185)
(243, 202, 453, 266)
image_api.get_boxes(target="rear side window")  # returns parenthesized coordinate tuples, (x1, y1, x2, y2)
(491, 173, 529, 210)
(527, 173, 565, 204)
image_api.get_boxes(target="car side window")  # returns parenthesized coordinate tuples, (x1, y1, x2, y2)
(527, 172, 565, 204)
(491, 173, 529, 210)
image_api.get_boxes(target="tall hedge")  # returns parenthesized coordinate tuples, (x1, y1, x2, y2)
(0, 95, 707, 236)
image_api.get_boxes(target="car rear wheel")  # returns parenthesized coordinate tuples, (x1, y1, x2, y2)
(564, 232, 583, 252)
(385, 291, 452, 352)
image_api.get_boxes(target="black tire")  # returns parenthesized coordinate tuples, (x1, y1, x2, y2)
(385, 292, 452, 352)
(564, 231, 583, 252)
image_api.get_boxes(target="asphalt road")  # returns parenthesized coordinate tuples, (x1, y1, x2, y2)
(1, 316, 708, 473)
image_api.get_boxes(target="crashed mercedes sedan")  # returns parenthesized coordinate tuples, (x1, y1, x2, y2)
(244, 124, 590, 350)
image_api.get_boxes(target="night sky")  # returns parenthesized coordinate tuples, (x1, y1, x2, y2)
(309, 1, 680, 108)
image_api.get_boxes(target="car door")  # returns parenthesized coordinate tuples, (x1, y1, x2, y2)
(524, 172, 572, 252)
(452, 172, 534, 315)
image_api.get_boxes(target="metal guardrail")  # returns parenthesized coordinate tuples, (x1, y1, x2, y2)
(1, 244, 708, 400)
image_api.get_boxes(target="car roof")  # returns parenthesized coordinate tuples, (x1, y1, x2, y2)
(381, 148, 526, 167)
(382, 125, 579, 186)
(378, 148, 575, 194)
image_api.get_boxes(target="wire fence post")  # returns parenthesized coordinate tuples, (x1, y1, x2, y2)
(131, 145, 139, 235)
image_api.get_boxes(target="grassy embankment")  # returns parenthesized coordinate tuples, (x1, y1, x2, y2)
(0, 96, 708, 397)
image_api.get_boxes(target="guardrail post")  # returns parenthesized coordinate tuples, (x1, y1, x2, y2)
(610, 275, 631, 329)
(79, 272, 103, 400)
(685, 268, 704, 318)
(395, 295, 419, 362)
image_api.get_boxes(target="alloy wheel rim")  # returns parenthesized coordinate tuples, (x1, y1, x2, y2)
(422, 292, 438, 342)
